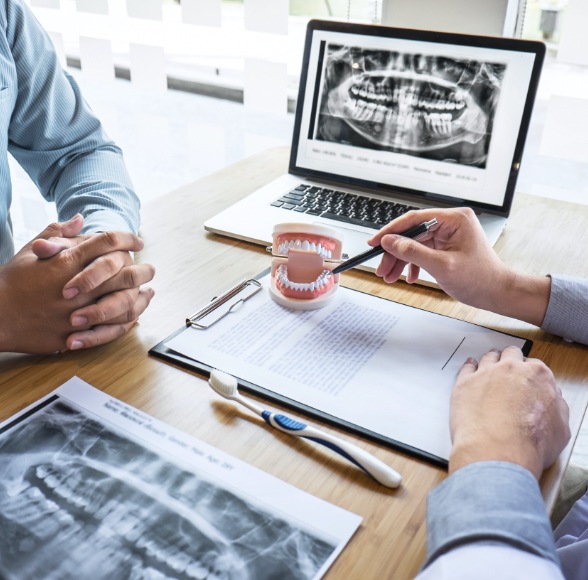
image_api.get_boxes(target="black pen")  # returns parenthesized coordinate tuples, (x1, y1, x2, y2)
(331, 218, 438, 275)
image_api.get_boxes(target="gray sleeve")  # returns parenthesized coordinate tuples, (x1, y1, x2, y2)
(542, 275, 588, 346)
(422, 462, 560, 571)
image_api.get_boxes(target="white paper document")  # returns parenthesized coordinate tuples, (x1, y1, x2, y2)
(166, 274, 529, 462)
(0, 377, 361, 579)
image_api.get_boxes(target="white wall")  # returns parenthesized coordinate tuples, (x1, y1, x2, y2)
(558, 0, 588, 66)
(381, 0, 525, 37)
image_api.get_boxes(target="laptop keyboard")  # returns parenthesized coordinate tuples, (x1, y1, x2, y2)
(270, 184, 419, 230)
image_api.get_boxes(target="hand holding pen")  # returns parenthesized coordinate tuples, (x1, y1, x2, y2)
(331, 218, 438, 275)
(367, 208, 518, 317)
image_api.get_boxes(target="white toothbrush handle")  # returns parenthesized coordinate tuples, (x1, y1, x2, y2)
(262, 411, 402, 488)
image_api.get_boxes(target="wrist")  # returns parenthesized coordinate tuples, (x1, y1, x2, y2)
(449, 439, 543, 480)
(487, 269, 551, 327)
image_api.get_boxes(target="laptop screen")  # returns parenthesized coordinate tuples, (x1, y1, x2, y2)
(289, 20, 545, 216)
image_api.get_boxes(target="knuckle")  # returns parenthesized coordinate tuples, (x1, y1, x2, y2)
(102, 253, 123, 277)
(79, 275, 99, 293)
(46, 221, 62, 235)
(458, 207, 476, 220)
(98, 231, 121, 251)
(59, 249, 79, 269)
(101, 231, 121, 250)
(93, 306, 110, 324)
(123, 291, 139, 321)
(123, 266, 140, 288)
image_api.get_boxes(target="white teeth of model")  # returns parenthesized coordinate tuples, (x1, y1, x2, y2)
(294, 239, 302, 249)
(309, 282, 315, 291)
(310, 242, 317, 252)
(302, 240, 310, 251)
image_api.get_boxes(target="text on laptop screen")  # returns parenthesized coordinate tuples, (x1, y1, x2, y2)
(292, 24, 542, 213)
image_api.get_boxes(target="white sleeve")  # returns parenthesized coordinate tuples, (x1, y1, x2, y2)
(416, 544, 564, 579)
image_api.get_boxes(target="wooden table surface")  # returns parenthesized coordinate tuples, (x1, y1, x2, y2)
(2, 146, 588, 579)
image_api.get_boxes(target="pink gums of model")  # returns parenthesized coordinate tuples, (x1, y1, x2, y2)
(270, 223, 343, 310)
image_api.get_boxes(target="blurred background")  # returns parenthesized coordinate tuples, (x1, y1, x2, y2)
(13, 0, 588, 248)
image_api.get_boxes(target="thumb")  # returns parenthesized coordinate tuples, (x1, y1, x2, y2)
(36, 213, 84, 241)
(31, 238, 75, 259)
(31, 238, 69, 259)
(380, 233, 440, 274)
(31, 214, 85, 259)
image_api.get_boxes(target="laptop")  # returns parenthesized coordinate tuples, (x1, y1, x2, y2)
(205, 20, 545, 284)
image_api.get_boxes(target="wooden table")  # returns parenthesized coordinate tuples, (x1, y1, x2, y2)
(2, 147, 588, 579)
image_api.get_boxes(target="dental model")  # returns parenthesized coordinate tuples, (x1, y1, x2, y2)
(269, 223, 344, 310)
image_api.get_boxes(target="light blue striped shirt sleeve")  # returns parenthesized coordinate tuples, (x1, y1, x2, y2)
(0, 0, 140, 265)
(422, 462, 560, 566)
(541, 275, 588, 346)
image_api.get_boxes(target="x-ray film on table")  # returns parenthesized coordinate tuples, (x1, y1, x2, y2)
(0, 377, 360, 580)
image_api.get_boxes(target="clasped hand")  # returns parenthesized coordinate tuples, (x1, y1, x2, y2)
(0, 214, 155, 353)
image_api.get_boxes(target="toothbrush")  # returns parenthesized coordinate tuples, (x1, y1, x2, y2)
(208, 369, 402, 488)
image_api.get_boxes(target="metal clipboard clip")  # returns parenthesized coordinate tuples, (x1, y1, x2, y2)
(186, 278, 262, 329)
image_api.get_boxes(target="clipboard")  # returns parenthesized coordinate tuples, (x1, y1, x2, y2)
(150, 268, 532, 468)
